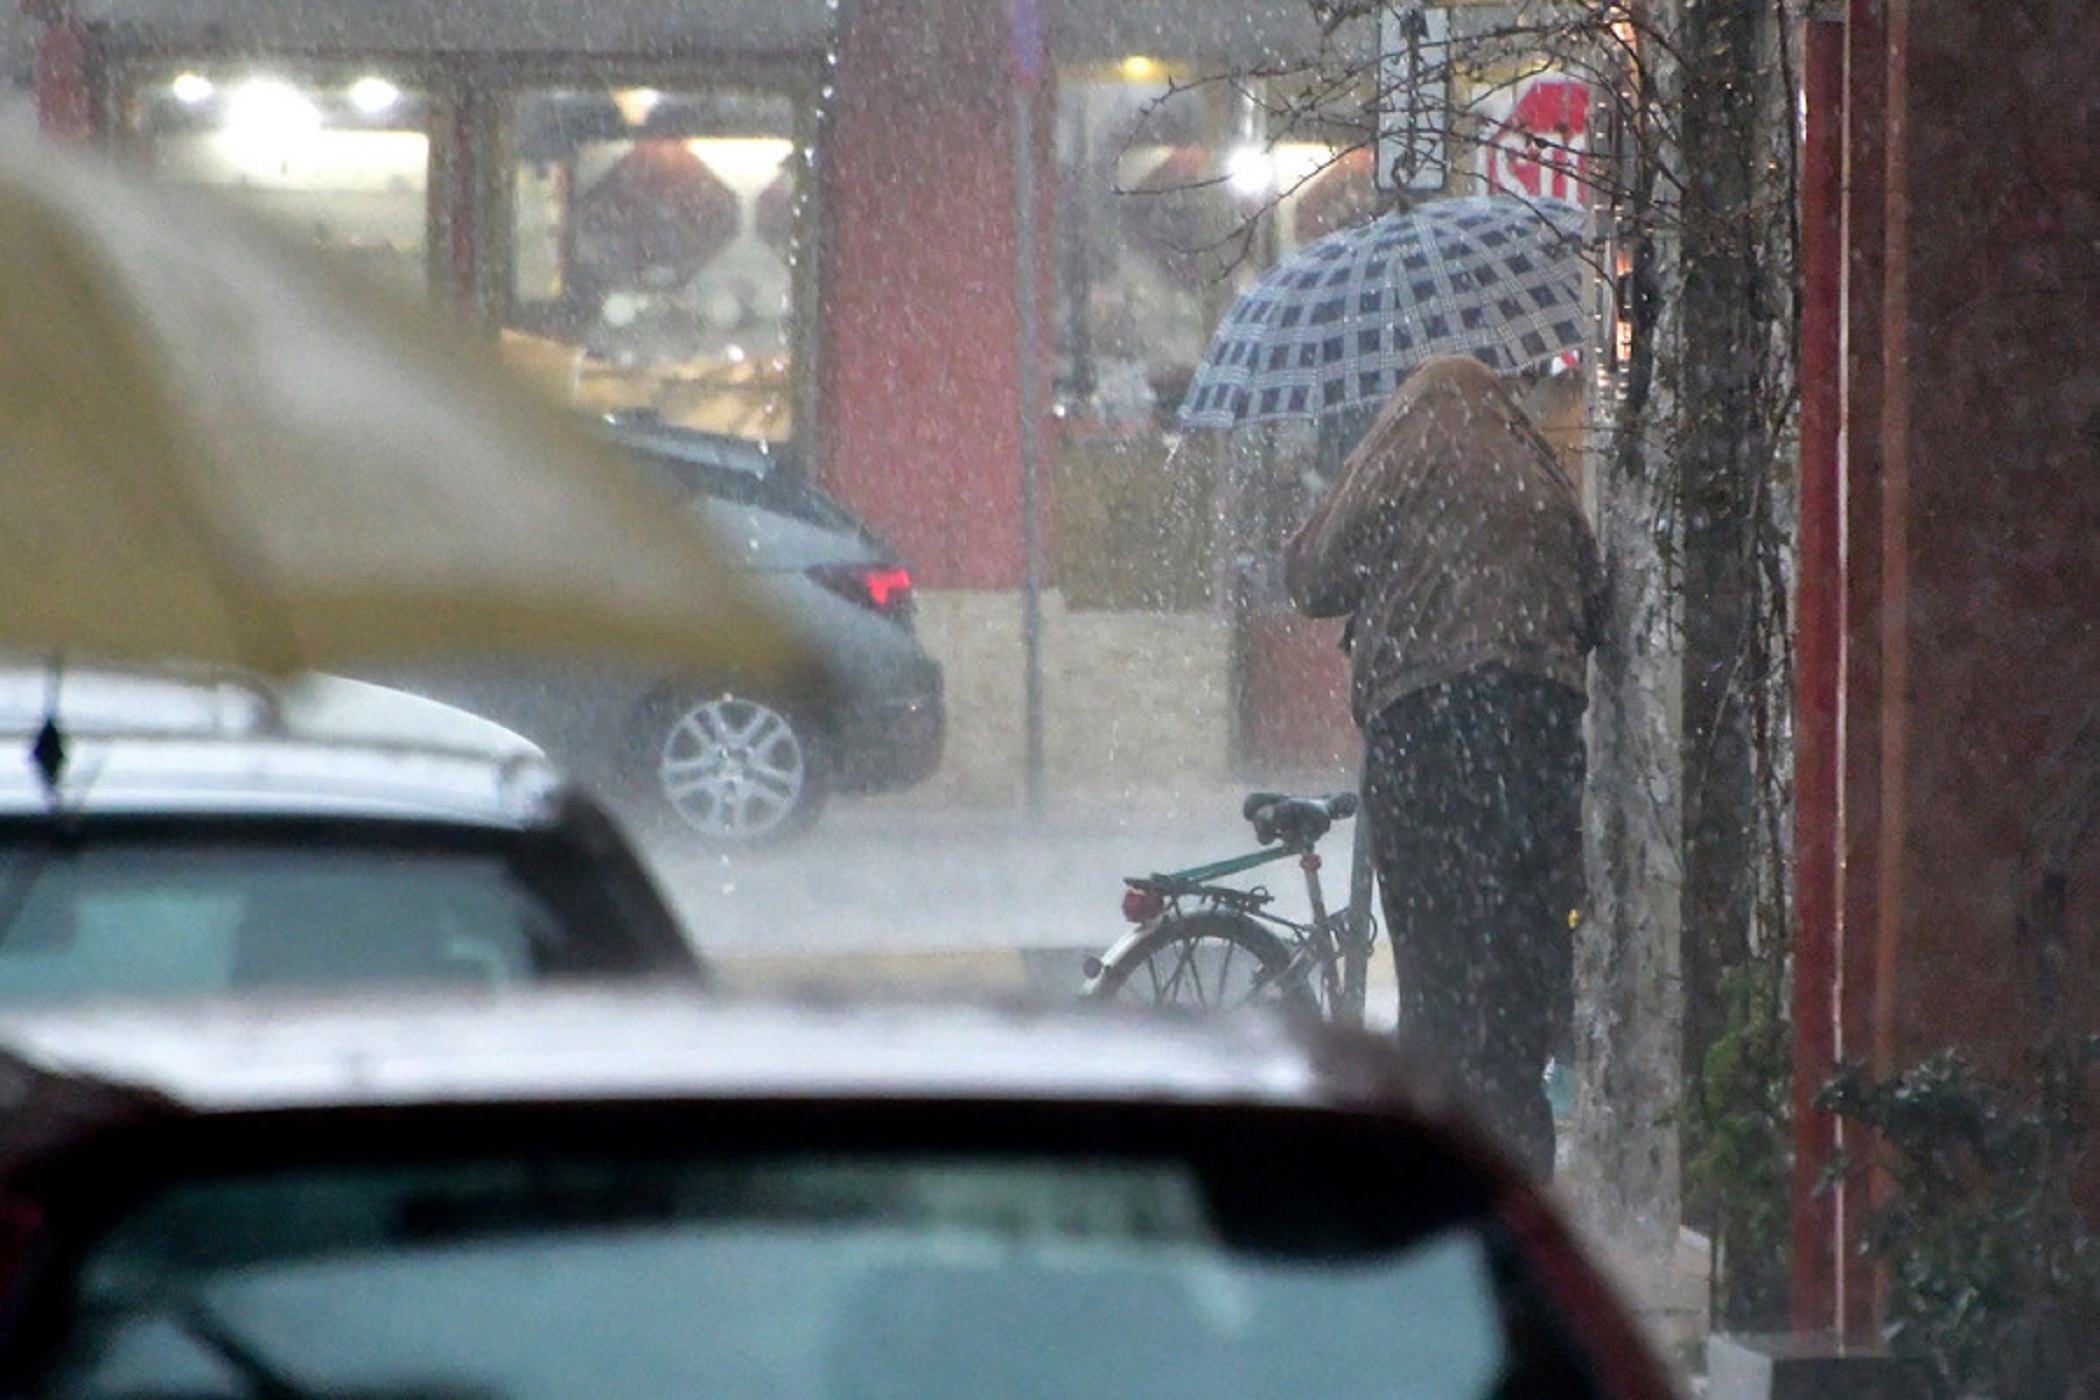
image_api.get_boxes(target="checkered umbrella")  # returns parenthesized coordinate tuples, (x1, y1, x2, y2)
(1179, 195, 1589, 429)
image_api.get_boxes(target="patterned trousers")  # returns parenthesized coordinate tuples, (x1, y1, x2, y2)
(1362, 664, 1586, 1180)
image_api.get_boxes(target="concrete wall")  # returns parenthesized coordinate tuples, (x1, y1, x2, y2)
(911, 590, 1237, 806)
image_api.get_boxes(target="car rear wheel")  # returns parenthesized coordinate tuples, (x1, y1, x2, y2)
(630, 688, 829, 845)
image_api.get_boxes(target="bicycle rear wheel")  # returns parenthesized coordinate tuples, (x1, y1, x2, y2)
(1084, 909, 1314, 1013)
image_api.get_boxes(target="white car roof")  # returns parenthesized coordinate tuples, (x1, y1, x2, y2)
(0, 734, 564, 824)
(0, 987, 1400, 1119)
(0, 663, 562, 826)
(0, 665, 541, 754)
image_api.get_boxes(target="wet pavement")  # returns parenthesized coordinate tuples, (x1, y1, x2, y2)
(642, 778, 1351, 978)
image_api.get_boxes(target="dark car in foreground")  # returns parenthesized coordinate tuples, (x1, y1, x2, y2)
(0, 989, 1677, 1400)
(376, 416, 944, 848)
(0, 663, 701, 1003)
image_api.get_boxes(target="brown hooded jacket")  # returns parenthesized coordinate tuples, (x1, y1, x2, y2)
(1282, 355, 1604, 726)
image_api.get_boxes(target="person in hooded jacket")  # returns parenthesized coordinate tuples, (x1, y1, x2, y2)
(1283, 353, 1605, 1180)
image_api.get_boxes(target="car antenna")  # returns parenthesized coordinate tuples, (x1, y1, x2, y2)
(31, 652, 67, 802)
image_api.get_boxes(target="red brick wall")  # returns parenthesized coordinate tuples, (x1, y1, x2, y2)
(1237, 615, 1356, 775)
(1871, 0, 2100, 1076)
(817, 0, 1054, 589)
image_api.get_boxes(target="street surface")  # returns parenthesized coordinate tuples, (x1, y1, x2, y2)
(637, 779, 1397, 1024)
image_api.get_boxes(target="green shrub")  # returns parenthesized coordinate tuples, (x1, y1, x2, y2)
(1682, 962, 1793, 1330)
(1817, 1044, 2100, 1400)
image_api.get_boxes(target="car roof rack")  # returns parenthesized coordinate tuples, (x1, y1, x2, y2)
(0, 657, 280, 806)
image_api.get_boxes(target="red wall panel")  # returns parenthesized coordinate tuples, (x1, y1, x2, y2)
(1875, 0, 2100, 1073)
(818, 0, 1053, 589)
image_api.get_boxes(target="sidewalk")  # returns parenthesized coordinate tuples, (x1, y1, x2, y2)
(1578, 1219, 1714, 1386)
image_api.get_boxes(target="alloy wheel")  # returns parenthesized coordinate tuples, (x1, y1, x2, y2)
(656, 694, 811, 842)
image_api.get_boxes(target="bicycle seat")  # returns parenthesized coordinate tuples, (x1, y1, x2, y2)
(1243, 792, 1358, 848)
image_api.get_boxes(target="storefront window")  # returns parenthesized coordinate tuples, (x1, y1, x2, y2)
(130, 69, 803, 442)
(136, 66, 431, 297)
(1046, 65, 1380, 634)
(1052, 68, 1215, 436)
(506, 87, 801, 441)
(1052, 69, 1379, 439)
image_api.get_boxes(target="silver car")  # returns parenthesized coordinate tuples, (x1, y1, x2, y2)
(374, 416, 945, 847)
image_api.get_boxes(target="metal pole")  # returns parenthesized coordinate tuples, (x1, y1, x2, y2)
(1014, 80, 1045, 817)
(1790, 5, 1847, 1340)
(1345, 736, 1376, 1021)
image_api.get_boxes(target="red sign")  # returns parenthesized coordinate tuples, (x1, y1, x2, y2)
(1480, 73, 1590, 204)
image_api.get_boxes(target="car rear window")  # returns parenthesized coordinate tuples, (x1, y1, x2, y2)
(610, 429, 866, 534)
(43, 1152, 1535, 1400)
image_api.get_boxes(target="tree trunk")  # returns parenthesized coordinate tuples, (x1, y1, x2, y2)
(1672, 0, 1797, 1327)
(1566, 33, 1686, 1253)
(1571, 387, 1687, 1263)
(1675, 0, 1770, 1192)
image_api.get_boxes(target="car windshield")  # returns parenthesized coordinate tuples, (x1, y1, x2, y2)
(0, 824, 665, 1002)
(44, 1151, 1572, 1400)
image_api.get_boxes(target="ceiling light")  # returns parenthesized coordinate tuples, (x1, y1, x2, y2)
(349, 76, 402, 115)
(1226, 146, 1274, 198)
(612, 87, 662, 128)
(225, 78, 321, 136)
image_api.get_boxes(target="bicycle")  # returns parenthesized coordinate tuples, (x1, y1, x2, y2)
(1079, 790, 1377, 1027)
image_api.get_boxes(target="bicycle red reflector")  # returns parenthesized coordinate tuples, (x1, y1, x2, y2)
(1122, 886, 1164, 923)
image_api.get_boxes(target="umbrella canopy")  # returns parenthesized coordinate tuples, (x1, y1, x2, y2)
(1179, 195, 1589, 429)
(0, 132, 817, 692)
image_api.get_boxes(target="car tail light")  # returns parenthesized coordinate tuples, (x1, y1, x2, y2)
(1122, 885, 1165, 923)
(810, 563, 915, 622)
